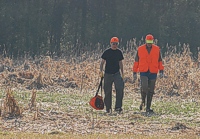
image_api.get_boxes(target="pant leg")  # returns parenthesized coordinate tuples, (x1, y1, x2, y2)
(140, 76, 148, 105)
(104, 73, 114, 110)
(113, 73, 124, 109)
(146, 79, 156, 110)
(148, 79, 156, 93)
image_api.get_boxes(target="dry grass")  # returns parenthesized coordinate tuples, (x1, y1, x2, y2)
(1, 89, 21, 117)
(0, 132, 198, 139)
(0, 42, 200, 138)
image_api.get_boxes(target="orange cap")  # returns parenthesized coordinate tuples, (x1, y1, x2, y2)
(110, 37, 119, 43)
(145, 34, 154, 44)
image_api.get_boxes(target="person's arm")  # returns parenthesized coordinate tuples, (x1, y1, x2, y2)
(158, 51, 164, 70)
(132, 51, 139, 73)
(158, 50, 162, 62)
(99, 59, 105, 78)
(119, 60, 123, 76)
(100, 59, 105, 72)
(158, 50, 164, 78)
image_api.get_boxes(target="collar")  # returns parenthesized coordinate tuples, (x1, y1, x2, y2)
(146, 45, 152, 49)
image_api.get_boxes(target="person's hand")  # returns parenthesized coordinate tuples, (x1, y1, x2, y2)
(99, 71, 104, 78)
(159, 70, 164, 78)
(133, 72, 137, 82)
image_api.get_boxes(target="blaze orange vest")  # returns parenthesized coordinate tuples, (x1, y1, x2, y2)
(137, 44, 161, 73)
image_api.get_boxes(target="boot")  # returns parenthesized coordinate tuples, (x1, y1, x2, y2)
(140, 91, 146, 110)
(146, 92, 153, 113)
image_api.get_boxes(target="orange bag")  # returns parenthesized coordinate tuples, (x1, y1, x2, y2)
(89, 77, 104, 110)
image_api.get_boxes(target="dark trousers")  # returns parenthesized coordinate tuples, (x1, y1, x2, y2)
(140, 76, 156, 110)
(103, 72, 124, 110)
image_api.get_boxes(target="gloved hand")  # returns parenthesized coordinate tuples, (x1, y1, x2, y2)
(159, 70, 164, 78)
(99, 71, 104, 78)
(133, 72, 137, 82)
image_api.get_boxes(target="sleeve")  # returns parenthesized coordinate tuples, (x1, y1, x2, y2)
(101, 51, 106, 60)
(119, 50, 124, 61)
(132, 51, 139, 72)
(158, 51, 164, 70)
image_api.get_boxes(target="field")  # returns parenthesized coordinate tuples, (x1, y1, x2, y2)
(0, 44, 200, 138)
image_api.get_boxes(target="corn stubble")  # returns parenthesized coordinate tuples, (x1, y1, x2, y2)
(1, 89, 21, 117)
(0, 41, 199, 137)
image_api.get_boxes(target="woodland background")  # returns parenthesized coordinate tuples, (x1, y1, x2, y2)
(0, 0, 200, 58)
(0, 1, 200, 138)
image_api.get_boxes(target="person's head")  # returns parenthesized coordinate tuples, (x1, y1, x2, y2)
(110, 37, 119, 50)
(145, 34, 154, 47)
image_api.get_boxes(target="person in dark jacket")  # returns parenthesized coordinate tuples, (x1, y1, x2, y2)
(100, 37, 124, 114)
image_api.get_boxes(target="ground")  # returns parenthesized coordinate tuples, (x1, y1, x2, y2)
(0, 51, 200, 138)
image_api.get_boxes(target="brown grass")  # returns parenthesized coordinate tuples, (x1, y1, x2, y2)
(0, 41, 200, 138)
(1, 89, 21, 117)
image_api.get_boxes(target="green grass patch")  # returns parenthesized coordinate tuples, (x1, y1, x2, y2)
(154, 100, 200, 115)
(1, 90, 200, 136)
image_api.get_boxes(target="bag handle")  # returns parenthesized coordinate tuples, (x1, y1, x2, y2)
(95, 77, 103, 96)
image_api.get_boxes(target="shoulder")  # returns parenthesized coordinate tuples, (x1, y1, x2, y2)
(138, 44, 146, 50)
(116, 49, 124, 56)
(117, 48, 124, 60)
(103, 48, 111, 53)
(104, 48, 111, 51)
(152, 44, 160, 49)
(117, 48, 123, 53)
(102, 48, 110, 59)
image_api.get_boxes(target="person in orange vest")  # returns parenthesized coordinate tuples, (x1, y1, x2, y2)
(100, 37, 124, 114)
(132, 34, 164, 113)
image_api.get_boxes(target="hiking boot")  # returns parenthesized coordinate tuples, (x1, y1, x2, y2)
(106, 108, 111, 113)
(146, 92, 153, 113)
(115, 108, 123, 114)
(146, 108, 154, 113)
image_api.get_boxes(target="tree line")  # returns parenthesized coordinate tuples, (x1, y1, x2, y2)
(0, 0, 200, 58)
